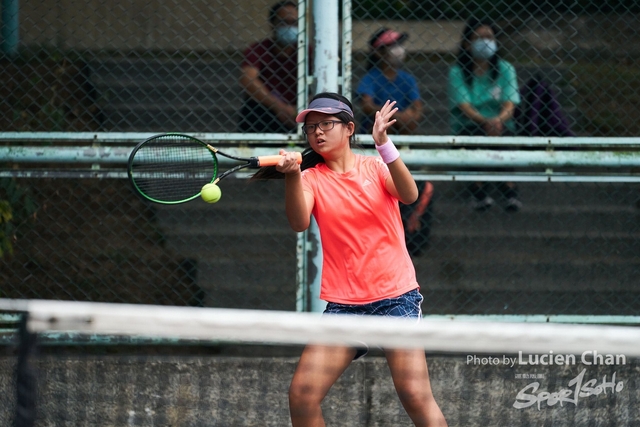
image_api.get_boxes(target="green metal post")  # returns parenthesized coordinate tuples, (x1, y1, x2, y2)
(1, 0, 19, 57)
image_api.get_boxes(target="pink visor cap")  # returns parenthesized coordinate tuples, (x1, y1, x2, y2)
(372, 29, 408, 49)
(295, 98, 354, 123)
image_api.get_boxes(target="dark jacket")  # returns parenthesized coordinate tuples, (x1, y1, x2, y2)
(515, 77, 575, 137)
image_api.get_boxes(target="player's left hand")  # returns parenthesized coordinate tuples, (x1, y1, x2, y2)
(372, 100, 398, 146)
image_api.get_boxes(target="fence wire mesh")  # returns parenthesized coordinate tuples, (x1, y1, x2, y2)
(1, 175, 639, 314)
(0, 1, 639, 135)
(0, 177, 298, 310)
(1, 0, 640, 314)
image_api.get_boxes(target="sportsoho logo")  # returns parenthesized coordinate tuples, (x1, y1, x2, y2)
(514, 351, 626, 410)
(467, 351, 627, 410)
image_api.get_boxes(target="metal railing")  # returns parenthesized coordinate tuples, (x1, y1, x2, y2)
(1, 133, 639, 320)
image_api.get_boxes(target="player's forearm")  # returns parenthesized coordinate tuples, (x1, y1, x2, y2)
(284, 172, 310, 232)
(387, 159, 418, 204)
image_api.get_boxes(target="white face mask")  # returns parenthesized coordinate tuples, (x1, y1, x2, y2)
(386, 45, 406, 67)
(471, 38, 497, 60)
(275, 26, 297, 45)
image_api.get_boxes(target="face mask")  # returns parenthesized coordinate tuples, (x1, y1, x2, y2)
(470, 38, 497, 60)
(386, 45, 406, 67)
(275, 26, 297, 45)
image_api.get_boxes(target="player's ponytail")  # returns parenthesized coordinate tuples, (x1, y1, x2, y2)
(252, 92, 357, 180)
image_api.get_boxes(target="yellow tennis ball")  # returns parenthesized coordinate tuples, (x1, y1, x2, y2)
(201, 183, 222, 203)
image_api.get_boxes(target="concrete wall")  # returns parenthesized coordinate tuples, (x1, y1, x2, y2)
(22, 0, 281, 51)
(1, 353, 639, 426)
(19, 0, 461, 54)
(18, 0, 639, 57)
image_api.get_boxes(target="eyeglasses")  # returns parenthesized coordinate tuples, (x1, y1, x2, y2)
(302, 120, 343, 135)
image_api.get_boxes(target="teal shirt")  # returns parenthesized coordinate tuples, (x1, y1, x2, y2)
(448, 59, 521, 134)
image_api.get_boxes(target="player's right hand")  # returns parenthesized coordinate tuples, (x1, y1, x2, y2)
(276, 149, 302, 174)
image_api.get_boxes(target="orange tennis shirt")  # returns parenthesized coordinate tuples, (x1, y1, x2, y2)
(300, 154, 419, 304)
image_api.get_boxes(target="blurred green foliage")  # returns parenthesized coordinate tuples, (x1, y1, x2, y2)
(0, 179, 36, 258)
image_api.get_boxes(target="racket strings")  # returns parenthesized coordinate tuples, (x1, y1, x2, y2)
(129, 135, 218, 203)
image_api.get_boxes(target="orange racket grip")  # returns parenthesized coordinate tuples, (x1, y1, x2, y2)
(256, 152, 302, 167)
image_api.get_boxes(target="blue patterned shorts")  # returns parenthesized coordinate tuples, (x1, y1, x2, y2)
(324, 288, 423, 318)
(323, 288, 423, 359)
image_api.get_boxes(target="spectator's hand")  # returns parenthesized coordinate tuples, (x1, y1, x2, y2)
(393, 110, 410, 127)
(275, 103, 297, 128)
(393, 109, 420, 134)
(484, 118, 504, 136)
(372, 100, 398, 145)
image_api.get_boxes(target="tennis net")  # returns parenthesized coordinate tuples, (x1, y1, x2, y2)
(1, 298, 639, 426)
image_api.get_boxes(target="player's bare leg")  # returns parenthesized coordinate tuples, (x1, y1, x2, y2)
(385, 348, 448, 427)
(289, 344, 357, 427)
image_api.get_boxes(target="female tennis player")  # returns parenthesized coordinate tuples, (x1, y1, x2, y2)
(275, 92, 448, 426)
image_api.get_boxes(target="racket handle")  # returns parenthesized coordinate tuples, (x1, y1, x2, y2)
(255, 152, 302, 167)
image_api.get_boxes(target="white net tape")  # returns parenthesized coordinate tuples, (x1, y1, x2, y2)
(2, 298, 640, 356)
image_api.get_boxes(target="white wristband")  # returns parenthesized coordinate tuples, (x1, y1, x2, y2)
(375, 138, 400, 164)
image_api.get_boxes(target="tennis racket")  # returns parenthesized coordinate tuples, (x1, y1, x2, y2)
(127, 133, 302, 204)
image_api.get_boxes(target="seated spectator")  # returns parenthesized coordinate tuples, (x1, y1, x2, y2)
(238, 1, 300, 133)
(448, 17, 522, 211)
(357, 28, 423, 134)
(357, 28, 433, 256)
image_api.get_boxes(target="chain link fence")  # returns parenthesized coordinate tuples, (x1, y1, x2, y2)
(0, 176, 299, 310)
(1, 1, 639, 135)
(1, 0, 640, 314)
(1, 174, 639, 314)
